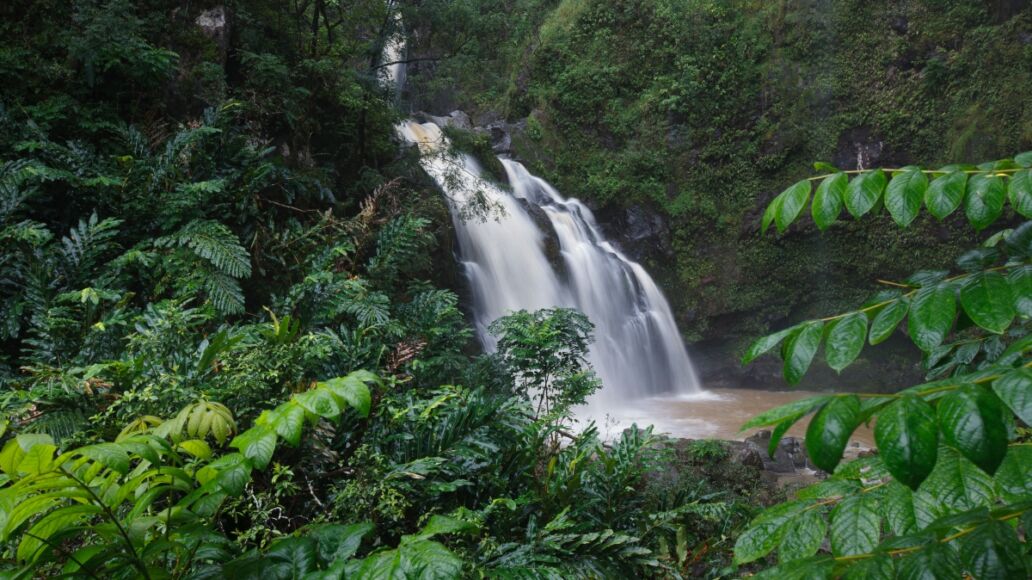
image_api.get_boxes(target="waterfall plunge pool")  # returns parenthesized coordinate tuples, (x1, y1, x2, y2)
(574, 388, 875, 447)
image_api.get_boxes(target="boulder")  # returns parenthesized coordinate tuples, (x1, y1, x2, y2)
(423, 110, 473, 131)
(740, 430, 816, 474)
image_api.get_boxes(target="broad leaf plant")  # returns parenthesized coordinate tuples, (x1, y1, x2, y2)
(737, 152, 1032, 578)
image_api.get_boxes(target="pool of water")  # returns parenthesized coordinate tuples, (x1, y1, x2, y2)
(576, 388, 875, 447)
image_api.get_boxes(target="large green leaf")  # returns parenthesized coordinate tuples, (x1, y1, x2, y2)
(885, 168, 928, 227)
(897, 542, 960, 580)
(263, 536, 319, 578)
(964, 174, 1006, 231)
(1008, 266, 1032, 318)
(230, 425, 277, 470)
(357, 538, 464, 580)
(778, 509, 825, 563)
(782, 322, 824, 384)
(1016, 151, 1032, 167)
(1008, 169, 1032, 217)
(842, 554, 894, 580)
(265, 403, 305, 447)
(812, 173, 846, 230)
(829, 493, 880, 556)
(295, 387, 341, 419)
(78, 443, 130, 474)
(308, 522, 374, 564)
(907, 284, 956, 352)
(762, 194, 782, 235)
(18, 504, 103, 563)
(741, 395, 833, 430)
(869, 298, 909, 345)
(775, 180, 812, 233)
(883, 482, 918, 536)
(992, 368, 1032, 426)
(995, 445, 1032, 502)
(734, 500, 815, 564)
(321, 376, 372, 417)
(924, 171, 967, 220)
(844, 169, 887, 218)
(960, 272, 1015, 334)
(742, 324, 801, 364)
(200, 453, 252, 496)
(825, 313, 867, 372)
(937, 386, 1008, 475)
(805, 395, 861, 472)
(875, 395, 938, 489)
(1006, 222, 1032, 257)
(919, 447, 995, 513)
(958, 519, 1027, 580)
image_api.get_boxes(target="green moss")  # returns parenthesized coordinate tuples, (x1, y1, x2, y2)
(441, 125, 508, 184)
(421, 0, 1032, 353)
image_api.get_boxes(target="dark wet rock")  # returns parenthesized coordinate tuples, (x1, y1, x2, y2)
(489, 125, 511, 153)
(833, 127, 886, 170)
(521, 200, 567, 278)
(889, 15, 909, 35)
(595, 204, 673, 262)
(740, 431, 816, 474)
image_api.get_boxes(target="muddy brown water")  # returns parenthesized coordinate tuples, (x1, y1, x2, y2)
(579, 388, 875, 448)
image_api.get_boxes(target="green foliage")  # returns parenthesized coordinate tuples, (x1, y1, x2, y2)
(738, 160, 1032, 576)
(0, 372, 377, 576)
(415, 0, 1032, 361)
(764, 158, 1032, 234)
(744, 221, 1031, 384)
(489, 308, 602, 419)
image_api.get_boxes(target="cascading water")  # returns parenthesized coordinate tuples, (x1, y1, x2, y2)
(383, 4, 702, 413)
(396, 122, 702, 405)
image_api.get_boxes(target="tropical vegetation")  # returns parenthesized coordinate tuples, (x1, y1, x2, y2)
(1, 0, 1030, 579)
(736, 157, 1032, 577)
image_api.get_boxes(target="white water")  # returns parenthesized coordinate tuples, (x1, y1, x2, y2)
(380, 0, 406, 94)
(383, 5, 701, 409)
(396, 122, 702, 406)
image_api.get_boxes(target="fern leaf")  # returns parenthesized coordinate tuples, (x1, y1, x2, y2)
(177, 220, 251, 278)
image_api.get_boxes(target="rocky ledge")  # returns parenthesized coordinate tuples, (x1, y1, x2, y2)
(676, 431, 872, 491)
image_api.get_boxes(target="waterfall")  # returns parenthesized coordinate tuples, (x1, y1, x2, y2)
(396, 122, 702, 403)
(381, 5, 702, 407)
(380, 0, 406, 96)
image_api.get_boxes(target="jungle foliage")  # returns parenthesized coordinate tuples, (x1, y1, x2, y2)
(406, 0, 1032, 374)
(737, 157, 1032, 578)
(0, 1, 770, 578)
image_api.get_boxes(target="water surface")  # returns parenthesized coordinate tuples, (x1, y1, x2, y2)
(577, 388, 875, 447)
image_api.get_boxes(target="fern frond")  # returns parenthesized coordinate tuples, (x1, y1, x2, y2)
(23, 407, 89, 443)
(367, 214, 433, 284)
(59, 212, 122, 283)
(0, 160, 38, 222)
(119, 124, 151, 158)
(158, 220, 252, 278)
(1, 220, 53, 246)
(200, 264, 246, 315)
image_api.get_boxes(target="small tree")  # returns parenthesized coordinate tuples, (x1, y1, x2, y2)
(489, 308, 602, 420)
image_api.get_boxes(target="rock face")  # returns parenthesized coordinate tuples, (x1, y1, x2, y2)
(423, 110, 473, 132)
(720, 430, 873, 489)
(735, 431, 816, 474)
(195, 7, 230, 64)
(593, 204, 673, 263)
